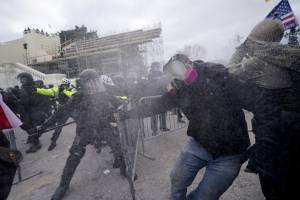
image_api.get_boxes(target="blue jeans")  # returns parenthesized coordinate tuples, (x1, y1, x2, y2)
(170, 137, 242, 200)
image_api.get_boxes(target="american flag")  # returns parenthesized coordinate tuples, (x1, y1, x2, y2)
(266, 0, 299, 30)
(0, 94, 22, 130)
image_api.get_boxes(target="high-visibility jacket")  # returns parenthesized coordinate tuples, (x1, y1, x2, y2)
(115, 95, 128, 100)
(36, 87, 76, 98)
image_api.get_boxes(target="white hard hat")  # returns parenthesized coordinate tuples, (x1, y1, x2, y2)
(100, 75, 115, 86)
(61, 78, 70, 85)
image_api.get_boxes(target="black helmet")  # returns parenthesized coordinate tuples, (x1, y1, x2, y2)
(17, 72, 34, 86)
(35, 80, 45, 88)
(77, 69, 105, 94)
(79, 69, 98, 81)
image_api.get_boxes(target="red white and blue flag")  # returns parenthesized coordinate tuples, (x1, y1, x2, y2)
(0, 94, 22, 130)
(266, 0, 299, 30)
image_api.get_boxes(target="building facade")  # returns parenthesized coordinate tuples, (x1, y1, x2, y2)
(0, 28, 60, 65)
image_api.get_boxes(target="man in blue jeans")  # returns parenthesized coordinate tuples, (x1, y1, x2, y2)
(171, 137, 242, 200)
(131, 54, 250, 200)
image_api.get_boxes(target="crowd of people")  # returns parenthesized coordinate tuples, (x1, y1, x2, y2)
(0, 18, 299, 200)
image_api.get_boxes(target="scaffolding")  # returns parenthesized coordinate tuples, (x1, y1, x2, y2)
(30, 24, 164, 78)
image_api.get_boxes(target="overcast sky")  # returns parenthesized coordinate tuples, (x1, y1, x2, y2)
(1, 0, 300, 62)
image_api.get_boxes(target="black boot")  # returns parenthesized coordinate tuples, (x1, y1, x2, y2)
(25, 144, 41, 153)
(26, 139, 41, 154)
(51, 185, 68, 200)
(51, 153, 82, 199)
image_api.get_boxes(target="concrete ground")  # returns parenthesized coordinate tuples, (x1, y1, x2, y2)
(8, 112, 264, 200)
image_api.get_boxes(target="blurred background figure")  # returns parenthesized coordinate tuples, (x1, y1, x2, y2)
(148, 62, 169, 135)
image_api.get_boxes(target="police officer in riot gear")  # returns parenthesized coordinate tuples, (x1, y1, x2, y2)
(16, 72, 51, 153)
(36, 78, 76, 151)
(40, 69, 126, 200)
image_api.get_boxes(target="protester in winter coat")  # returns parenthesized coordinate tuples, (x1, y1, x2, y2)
(229, 18, 300, 200)
(147, 62, 169, 135)
(129, 54, 250, 200)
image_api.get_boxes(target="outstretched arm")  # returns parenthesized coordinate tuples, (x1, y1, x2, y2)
(42, 94, 80, 128)
(128, 92, 177, 119)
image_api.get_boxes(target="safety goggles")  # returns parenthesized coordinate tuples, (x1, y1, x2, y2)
(163, 54, 192, 80)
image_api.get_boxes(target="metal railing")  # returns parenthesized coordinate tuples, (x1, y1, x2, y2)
(137, 95, 187, 158)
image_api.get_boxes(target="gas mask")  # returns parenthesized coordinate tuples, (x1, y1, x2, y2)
(163, 54, 194, 90)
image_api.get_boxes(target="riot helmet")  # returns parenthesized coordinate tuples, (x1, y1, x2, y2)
(60, 78, 70, 89)
(35, 80, 45, 88)
(79, 69, 98, 81)
(61, 78, 70, 85)
(17, 72, 34, 86)
(77, 69, 105, 94)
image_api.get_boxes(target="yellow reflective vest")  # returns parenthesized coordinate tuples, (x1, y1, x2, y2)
(115, 95, 128, 100)
(36, 87, 76, 98)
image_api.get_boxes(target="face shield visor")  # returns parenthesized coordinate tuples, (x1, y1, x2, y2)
(20, 77, 29, 85)
(77, 77, 106, 95)
(17, 76, 34, 87)
(164, 60, 187, 81)
(163, 54, 192, 81)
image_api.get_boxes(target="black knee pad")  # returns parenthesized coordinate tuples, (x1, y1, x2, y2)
(69, 145, 85, 159)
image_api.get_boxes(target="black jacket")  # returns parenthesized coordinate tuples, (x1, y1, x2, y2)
(17, 85, 52, 127)
(137, 62, 250, 157)
(44, 91, 120, 129)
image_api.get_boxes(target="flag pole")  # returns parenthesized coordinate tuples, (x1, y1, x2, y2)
(288, 27, 299, 45)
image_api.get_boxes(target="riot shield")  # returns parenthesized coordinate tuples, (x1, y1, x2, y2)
(115, 101, 140, 200)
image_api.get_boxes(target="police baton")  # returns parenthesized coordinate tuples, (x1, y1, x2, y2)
(36, 121, 76, 137)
